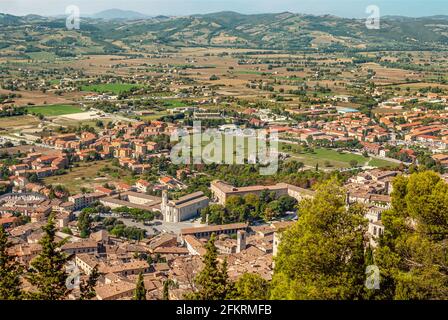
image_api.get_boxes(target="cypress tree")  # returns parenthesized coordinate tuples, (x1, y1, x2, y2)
(188, 233, 233, 300)
(162, 279, 177, 300)
(134, 272, 146, 300)
(0, 226, 23, 300)
(79, 265, 100, 300)
(365, 244, 374, 266)
(27, 215, 70, 300)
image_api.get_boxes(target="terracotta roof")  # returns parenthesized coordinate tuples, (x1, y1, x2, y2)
(181, 222, 248, 236)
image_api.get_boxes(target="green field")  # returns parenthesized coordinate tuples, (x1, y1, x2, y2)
(173, 135, 397, 170)
(280, 144, 397, 169)
(26, 105, 84, 117)
(368, 158, 399, 168)
(186, 136, 398, 169)
(81, 83, 144, 94)
(236, 70, 272, 75)
(162, 99, 190, 108)
(139, 112, 169, 121)
(26, 51, 57, 61)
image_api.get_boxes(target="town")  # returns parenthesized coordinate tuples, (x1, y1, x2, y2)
(0, 4, 447, 301)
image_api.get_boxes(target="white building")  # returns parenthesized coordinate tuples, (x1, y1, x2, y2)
(161, 191, 209, 223)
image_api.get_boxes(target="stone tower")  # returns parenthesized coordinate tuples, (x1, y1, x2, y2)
(236, 230, 246, 253)
(162, 190, 168, 221)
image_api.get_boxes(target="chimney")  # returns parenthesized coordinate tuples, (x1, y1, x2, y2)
(236, 230, 246, 253)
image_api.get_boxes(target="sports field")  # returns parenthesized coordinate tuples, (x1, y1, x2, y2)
(280, 144, 398, 169)
(26, 105, 84, 117)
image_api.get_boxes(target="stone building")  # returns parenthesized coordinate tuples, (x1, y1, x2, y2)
(210, 180, 315, 205)
(161, 191, 209, 223)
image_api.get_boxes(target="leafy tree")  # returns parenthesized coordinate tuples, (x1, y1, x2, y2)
(27, 215, 70, 300)
(0, 226, 23, 300)
(243, 193, 261, 218)
(186, 234, 233, 300)
(349, 159, 358, 168)
(78, 210, 92, 238)
(134, 272, 146, 300)
(375, 171, 448, 299)
(233, 273, 269, 300)
(79, 266, 100, 300)
(0, 183, 9, 195)
(61, 227, 72, 235)
(270, 179, 367, 299)
(263, 200, 282, 221)
(201, 204, 226, 224)
(278, 195, 298, 212)
(225, 195, 245, 211)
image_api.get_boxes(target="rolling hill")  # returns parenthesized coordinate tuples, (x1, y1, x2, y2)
(1, 11, 448, 54)
(91, 9, 150, 20)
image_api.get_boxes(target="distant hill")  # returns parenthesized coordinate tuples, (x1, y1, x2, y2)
(2, 11, 448, 52)
(0, 13, 23, 25)
(96, 11, 448, 51)
(92, 9, 149, 20)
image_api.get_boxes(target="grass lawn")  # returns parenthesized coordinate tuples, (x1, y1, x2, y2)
(186, 134, 269, 163)
(81, 83, 144, 94)
(139, 112, 168, 121)
(43, 160, 136, 194)
(280, 144, 397, 169)
(26, 105, 84, 117)
(161, 99, 190, 108)
(172, 135, 397, 170)
(368, 158, 399, 168)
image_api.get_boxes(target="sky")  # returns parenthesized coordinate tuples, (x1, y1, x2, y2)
(0, 0, 446, 18)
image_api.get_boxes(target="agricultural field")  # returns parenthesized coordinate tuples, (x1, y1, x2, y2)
(81, 83, 145, 94)
(26, 51, 58, 61)
(0, 115, 41, 134)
